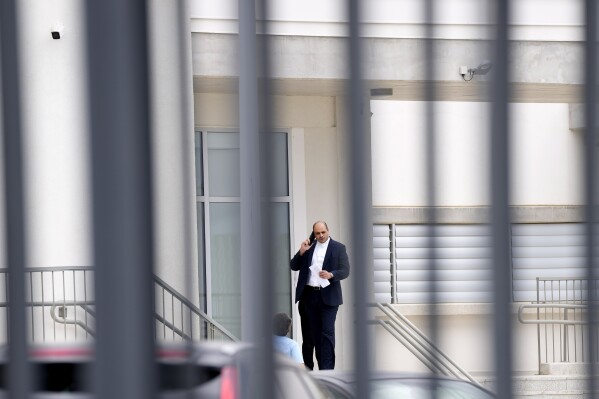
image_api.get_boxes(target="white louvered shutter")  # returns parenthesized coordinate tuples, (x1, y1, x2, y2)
(394, 225, 493, 304)
(512, 223, 586, 302)
(372, 225, 392, 303)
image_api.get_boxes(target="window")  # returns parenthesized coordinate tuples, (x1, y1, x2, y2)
(195, 130, 292, 338)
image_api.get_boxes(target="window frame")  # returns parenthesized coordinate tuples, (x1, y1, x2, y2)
(194, 128, 294, 332)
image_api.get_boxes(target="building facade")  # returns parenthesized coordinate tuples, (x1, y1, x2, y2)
(1, 0, 590, 375)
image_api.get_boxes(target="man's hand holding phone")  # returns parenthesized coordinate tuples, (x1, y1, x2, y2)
(299, 232, 316, 256)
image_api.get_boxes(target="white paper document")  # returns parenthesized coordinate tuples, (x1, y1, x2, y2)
(309, 264, 330, 287)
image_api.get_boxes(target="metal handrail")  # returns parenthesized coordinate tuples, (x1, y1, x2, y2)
(50, 303, 95, 337)
(518, 302, 589, 372)
(369, 303, 483, 388)
(152, 273, 237, 341)
(518, 303, 587, 325)
(0, 267, 238, 343)
(367, 319, 448, 376)
(519, 277, 599, 373)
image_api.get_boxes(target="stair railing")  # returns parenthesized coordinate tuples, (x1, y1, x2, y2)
(0, 267, 237, 343)
(369, 302, 483, 389)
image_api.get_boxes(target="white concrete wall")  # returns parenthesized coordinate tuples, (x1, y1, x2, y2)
(11, 0, 196, 275)
(371, 100, 581, 207)
(190, 0, 583, 41)
(0, 0, 197, 344)
(17, 0, 92, 268)
(148, 0, 199, 303)
(510, 103, 583, 206)
(373, 305, 540, 375)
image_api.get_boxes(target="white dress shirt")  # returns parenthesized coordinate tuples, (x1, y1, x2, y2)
(308, 237, 330, 287)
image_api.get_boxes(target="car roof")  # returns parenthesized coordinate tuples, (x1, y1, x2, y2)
(0, 341, 304, 375)
(312, 370, 476, 385)
(312, 370, 495, 397)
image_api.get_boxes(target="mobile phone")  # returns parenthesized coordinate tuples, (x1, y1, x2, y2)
(309, 232, 315, 245)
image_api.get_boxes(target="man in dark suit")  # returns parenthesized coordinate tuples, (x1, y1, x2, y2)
(290, 221, 350, 370)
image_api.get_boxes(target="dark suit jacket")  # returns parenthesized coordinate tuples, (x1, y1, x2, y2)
(290, 238, 350, 306)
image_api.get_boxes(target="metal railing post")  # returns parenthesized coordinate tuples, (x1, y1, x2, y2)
(490, 0, 513, 396)
(0, 0, 31, 395)
(584, 0, 599, 388)
(347, 0, 373, 397)
(85, 0, 157, 397)
(239, 0, 275, 396)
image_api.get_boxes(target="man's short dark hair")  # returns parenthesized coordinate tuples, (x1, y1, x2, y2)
(272, 312, 292, 336)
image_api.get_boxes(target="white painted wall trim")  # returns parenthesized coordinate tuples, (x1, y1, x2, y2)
(373, 206, 584, 224)
(190, 19, 583, 42)
(289, 127, 306, 340)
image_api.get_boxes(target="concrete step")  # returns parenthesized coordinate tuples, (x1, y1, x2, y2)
(477, 374, 593, 398)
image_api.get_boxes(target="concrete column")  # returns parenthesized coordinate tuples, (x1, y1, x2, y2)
(147, 0, 198, 305)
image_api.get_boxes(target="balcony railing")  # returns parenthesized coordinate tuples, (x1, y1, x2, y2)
(518, 277, 599, 373)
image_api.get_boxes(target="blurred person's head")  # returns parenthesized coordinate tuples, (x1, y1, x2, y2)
(272, 312, 292, 336)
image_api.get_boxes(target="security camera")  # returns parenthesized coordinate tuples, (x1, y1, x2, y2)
(51, 24, 64, 40)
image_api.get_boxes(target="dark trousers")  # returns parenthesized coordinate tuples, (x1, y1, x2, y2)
(299, 287, 339, 370)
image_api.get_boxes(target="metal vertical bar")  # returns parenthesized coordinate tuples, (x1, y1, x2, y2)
(0, 0, 31, 395)
(63, 271, 67, 340)
(84, 271, 89, 339)
(172, 295, 175, 340)
(559, 281, 563, 360)
(424, 0, 440, 381)
(490, 0, 513, 396)
(257, 0, 276, 394)
(239, 0, 273, 397)
(30, 271, 34, 342)
(162, 288, 166, 339)
(559, 280, 562, 303)
(391, 224, 396, 303)
(536, 278, 541, 374)
(582, 282, 586, 362)
(41, 271, 46, 341)
(347, 0, 372, 397)
(584, 0, 598, 389)
(202, 132, 213, 317)
(52, 272, 57, 338)
(73, 270, 78, 340)
(180, 301, 184, 337)
(85, 0, 156, 397)
(190, 305, 194, 340)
